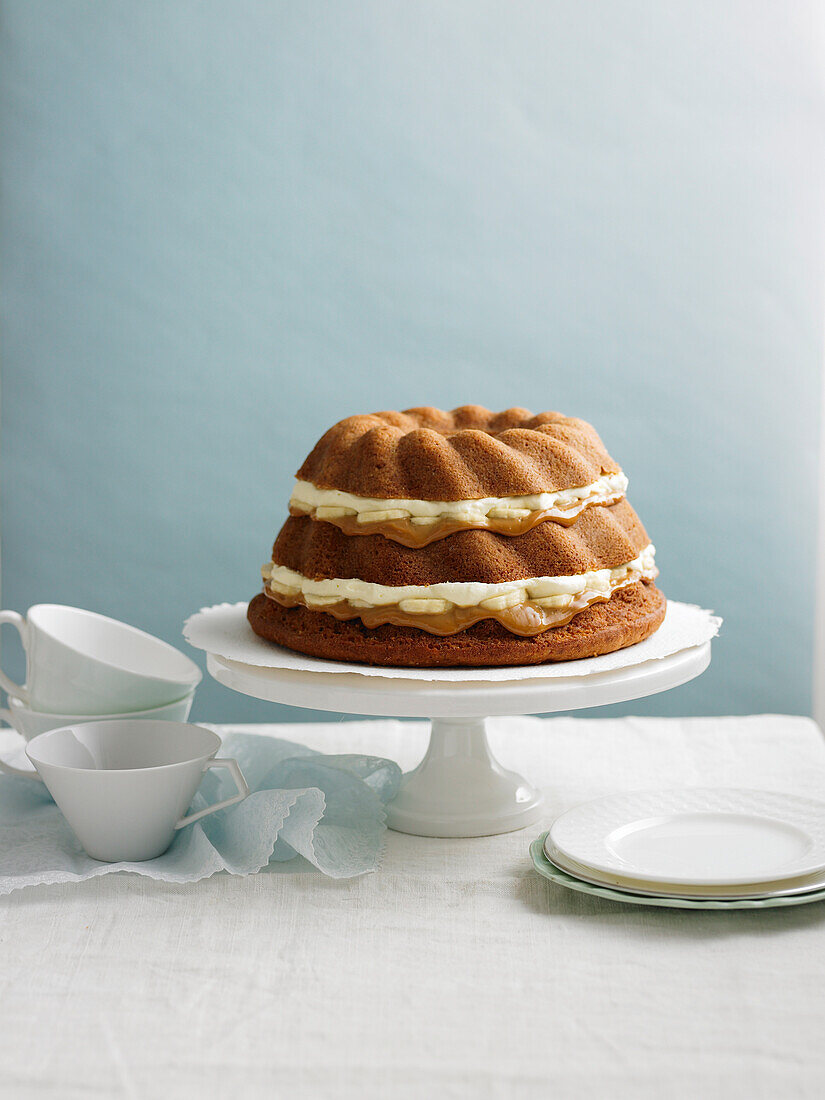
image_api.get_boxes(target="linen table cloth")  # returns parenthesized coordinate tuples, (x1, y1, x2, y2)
(0, 714, 823, 1099)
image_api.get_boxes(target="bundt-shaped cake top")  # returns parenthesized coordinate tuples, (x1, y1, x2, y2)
(295, 406, 621, 500)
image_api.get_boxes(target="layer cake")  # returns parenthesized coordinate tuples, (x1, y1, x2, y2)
(248, 406, 665, 667)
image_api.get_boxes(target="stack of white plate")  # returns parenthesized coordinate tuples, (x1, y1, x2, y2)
(532, 789, 825, 910)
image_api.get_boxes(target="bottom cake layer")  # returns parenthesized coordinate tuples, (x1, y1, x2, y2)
(247, 580, 666, 668)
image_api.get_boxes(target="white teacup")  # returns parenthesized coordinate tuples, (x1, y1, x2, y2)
(1, 692, 196, 742)
(26, 721, 250, 862)
(0, 692, 197, 781)
(0, 605, 202, 715)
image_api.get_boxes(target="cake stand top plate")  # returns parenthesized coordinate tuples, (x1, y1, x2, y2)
(206, 641, 711, 719)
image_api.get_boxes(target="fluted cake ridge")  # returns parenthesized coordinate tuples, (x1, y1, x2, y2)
(296, 405, 620, 500)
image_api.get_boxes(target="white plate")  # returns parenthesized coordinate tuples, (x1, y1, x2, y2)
(548, 789, 825, 887)
(544, 839, 825, 900)
(530, 834, 825, 911)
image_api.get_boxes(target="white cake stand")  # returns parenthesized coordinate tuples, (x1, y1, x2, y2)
(206, 640, 711, 838)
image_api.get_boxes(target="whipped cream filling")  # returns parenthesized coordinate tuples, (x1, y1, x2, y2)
(263, 544, 655, 614)
(289, 472, 628, 527)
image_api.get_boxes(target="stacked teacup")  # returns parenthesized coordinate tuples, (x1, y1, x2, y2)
(0, 604, 202, 777)
(0, 605, 250, 863)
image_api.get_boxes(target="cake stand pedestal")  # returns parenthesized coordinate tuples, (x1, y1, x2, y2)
(206, 640, 711, 838)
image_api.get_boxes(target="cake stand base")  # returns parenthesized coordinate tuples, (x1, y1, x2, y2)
(385, 717, 543, 837)
(205, 636, 711, 839)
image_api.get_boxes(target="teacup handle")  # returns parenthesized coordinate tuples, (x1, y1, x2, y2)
(0, 611, 29, 705)
(175, 758, 250, 829)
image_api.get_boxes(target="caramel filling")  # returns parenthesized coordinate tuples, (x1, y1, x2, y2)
(261, 547, 657, 637)
(289, 495, 625, 547)
(288, 473, 628, 547)
(264, 583, 641, 636)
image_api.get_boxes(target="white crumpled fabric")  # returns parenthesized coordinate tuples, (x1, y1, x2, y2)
(0, 732, 401, 894)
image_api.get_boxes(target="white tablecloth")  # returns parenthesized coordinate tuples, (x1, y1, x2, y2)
(1, 715, 824, 1099)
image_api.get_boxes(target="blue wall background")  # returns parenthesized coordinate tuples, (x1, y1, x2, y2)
(2, 1, 823, 725)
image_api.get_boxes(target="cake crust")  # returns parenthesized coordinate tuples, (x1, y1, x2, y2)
(247, 581, 666, 668)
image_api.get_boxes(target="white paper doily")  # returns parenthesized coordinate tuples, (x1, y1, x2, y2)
(183, 599, 721, 682)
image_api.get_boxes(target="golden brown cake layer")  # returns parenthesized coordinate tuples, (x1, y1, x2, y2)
(271, 500, 650, 586)
(296, 406, 620, 500)
(247, 581, 666, 668)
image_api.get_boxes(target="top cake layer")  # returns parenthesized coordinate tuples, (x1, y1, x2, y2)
(296, 406, 620, 500)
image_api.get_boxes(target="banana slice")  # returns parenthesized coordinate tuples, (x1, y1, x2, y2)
(315, 506, 357, 519)
(479, 591, 524, 611)
(357, 509, 411, 523)
(398, 598, 452, 614)
(533, 594, 573, 609)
